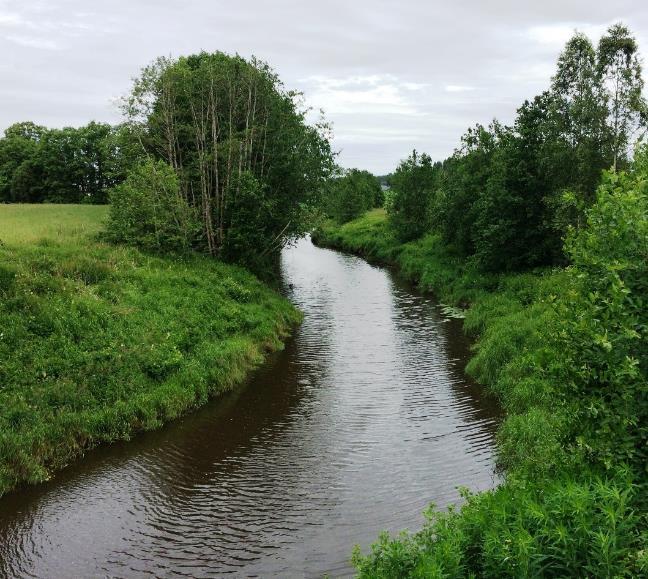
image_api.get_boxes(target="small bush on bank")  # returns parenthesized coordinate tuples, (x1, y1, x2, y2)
(107, 160, 200, 252)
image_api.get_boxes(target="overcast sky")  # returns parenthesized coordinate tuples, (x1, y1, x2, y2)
(1, 1, 647, 173)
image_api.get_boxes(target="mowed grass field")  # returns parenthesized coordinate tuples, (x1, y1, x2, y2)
(0, 203, 109, 245)
(0, 204, 299, 497)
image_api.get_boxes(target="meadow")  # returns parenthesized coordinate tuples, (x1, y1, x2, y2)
(0, 204, 108, 244)
(0, 205, 300, 497)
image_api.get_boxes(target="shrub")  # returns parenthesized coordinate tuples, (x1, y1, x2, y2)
(326, 169, 383, 224)
(557, 168, 648, 474)
(107, 160, 199, 252)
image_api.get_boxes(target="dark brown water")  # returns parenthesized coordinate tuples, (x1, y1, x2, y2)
(0, 238, 500, 578)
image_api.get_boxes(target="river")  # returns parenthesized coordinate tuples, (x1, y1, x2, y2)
(0, 238, 500, 578)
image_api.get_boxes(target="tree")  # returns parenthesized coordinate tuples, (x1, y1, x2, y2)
(389, 150, 438, 242)
(0, 122, 44, 202)
(597, 24, 647, 171)
(551, 33, 609, 198)
(436, 125, 500, 255)
(120, 52, 334, 263)
(326, 168, 382, 223)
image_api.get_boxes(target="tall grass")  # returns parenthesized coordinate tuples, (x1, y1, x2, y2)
(0, 205, 300, 497)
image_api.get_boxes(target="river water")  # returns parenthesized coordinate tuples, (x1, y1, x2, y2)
(0, 238, 500, 578)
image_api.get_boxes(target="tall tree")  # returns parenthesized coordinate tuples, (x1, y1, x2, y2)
(0, 122, 45, 202)
(121, 52, 334, 264)
(389, 150, 438, 242)
(597, 24, 647, 171)
(551, 32, 609, 197)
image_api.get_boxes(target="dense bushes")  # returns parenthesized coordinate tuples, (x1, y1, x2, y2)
(325, 169, 383, 223)
(353, 476, 642, 578)
(107, 160, 199, 251)
(557, 165, 648, 474)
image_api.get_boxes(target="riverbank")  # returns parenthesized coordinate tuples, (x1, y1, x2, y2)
(314, 209, 645, 577)
(0, 205, 300, 498)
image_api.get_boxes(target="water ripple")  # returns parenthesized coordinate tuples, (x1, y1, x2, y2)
(0, 238, 501, 578)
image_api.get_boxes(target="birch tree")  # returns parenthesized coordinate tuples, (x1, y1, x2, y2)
(122, 52, 334, 265)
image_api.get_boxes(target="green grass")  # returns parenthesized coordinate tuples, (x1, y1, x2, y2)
(315, 212, 646, 577)
(0, 203, 108, 245)
(0, 205, 300, 497)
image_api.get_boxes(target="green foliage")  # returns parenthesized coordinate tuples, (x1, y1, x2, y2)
(557, 164, 648, 473)
(0, 121, 136, 204)
(107, 160, 200, 251)
(123, 51, 334, 264)
(221, 171, 275, 268)
(384, 24, 646, 272)
(314, 200, 647, 577)
(353, 477, 644, 578)
(0, 205, 300, 497)
(597, 24, 646, 171)
(325, 169, 383, 223)
(388, 151, 438, 242)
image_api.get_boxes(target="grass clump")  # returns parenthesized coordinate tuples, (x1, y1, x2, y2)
(0, 205, 300, 497)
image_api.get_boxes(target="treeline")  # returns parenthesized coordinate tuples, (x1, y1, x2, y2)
(1, 52, 335, 267)
(387, 24, 647, 271)
(324, 168, 384, 223)
(0, 121, 135, 204)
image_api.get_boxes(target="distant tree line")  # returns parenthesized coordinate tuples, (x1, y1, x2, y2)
(324, 168, 384, 223)
(0, 52, 336, 266)
(0, 121, 136, 204)
(388, 23, 647, 271)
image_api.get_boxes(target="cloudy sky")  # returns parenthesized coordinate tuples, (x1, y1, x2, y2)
(1, 1, 647, 173)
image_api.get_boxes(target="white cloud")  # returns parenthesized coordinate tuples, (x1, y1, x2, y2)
(0, 11, 22, 27)
(336, 127, 432, 144)
(5, 34, 60, 50)
(301, 74, 425, 116)
(444, 85, 476, 93)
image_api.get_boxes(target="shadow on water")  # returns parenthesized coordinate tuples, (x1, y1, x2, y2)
(0, 238, 501, 578)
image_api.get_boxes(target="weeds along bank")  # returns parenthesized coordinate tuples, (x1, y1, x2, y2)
(313, 195, 647, 576)
(0, 205, 300, 498)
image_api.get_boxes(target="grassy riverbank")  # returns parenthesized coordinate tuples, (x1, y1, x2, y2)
(314, 209, 646, 577)
(0, 205, 300, 498)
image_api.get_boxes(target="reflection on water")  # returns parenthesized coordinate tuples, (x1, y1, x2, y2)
(0, 238, 501, 578)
